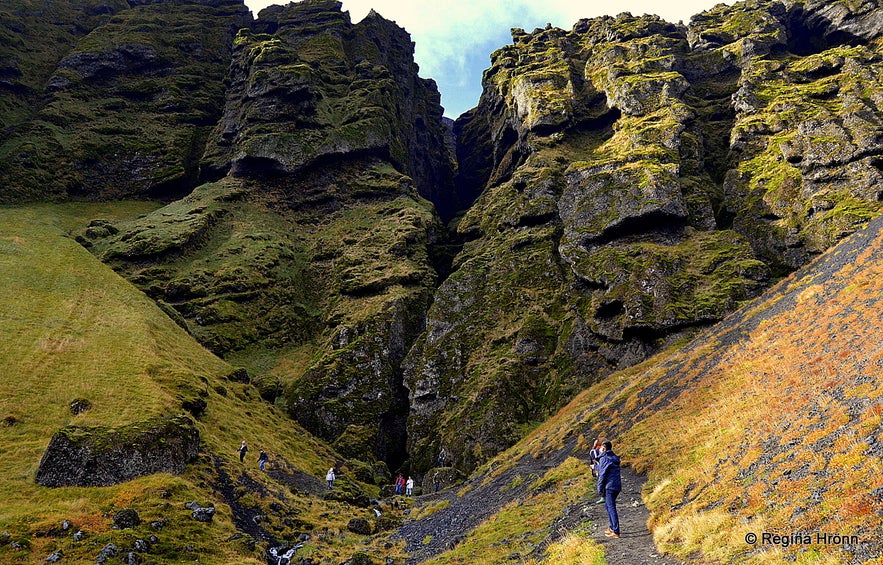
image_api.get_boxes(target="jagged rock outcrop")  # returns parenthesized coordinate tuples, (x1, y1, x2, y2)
(4, 0, 883, 480)
(0, 0, 251, 203)
(201, 0, 457, 219)
(82, 0, 455, 470)
(405, 0, 883, 472)
(35, 415, 200, 487)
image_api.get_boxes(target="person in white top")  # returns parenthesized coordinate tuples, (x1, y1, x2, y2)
(326, 467, 336, 489)
(405, 476, 414, 496)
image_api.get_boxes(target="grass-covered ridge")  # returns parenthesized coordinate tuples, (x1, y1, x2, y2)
(0, 202, 404, 564)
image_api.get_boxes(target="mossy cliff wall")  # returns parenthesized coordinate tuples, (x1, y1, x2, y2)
(404, 0, 883, 472)
(80, 0, 454, 471)
(0, 0, 252, 202)
(2, 0, 883, 476)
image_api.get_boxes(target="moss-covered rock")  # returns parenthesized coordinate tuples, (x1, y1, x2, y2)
(35, 414, 199, 487)
(78, 1, 454, 471)
(0, 0, 251, 203)
(407, 0, 883, 474)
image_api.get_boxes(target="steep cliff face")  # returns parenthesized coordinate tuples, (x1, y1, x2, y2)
(0, 0, 251, 203)
(81, 0, 454, 470)
(3, 0, 883, 480)
(405, 0, 883, 472)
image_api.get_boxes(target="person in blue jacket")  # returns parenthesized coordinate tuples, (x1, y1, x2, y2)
(596, 440, 622, 538)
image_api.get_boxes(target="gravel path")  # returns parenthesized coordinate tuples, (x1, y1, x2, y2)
(396, 443, 681, 565)
(582, 466, 683, 565)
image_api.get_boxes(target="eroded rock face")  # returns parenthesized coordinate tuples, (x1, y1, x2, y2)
(83, 0, 454, 470)
(202, 0, 457, 219)
(35, 415, 199, 487)
(405, 0, 883, 473)
(0, 0, 252, 203)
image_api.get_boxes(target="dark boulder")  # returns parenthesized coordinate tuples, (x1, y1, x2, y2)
(35, 415, 199, 487)
(346, 518, 372, 535)
(113, 509, 141, 530)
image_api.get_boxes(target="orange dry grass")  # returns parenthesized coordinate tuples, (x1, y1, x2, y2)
(509, 222, 883, 563)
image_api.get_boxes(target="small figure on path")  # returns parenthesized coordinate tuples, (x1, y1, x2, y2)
(238, 440, 248, 463)
(437, 447, 448, 467)
(395, 473, 405, 495)
(596, 440, 622, 538)
(406, 476, 414, 496)
(433, 470, 440, 493)
(258, 450, 268, 471)
(326, 467, 336, 489)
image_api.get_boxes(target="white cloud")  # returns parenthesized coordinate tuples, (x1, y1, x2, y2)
(242, 0, 733, 116)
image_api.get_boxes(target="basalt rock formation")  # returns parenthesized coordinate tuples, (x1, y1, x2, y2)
(2, 0, 883, 479)
(0, 0, 252, 202)
(35, 415, 199, 487)
(79, 0, 455, 472)
(404, 0, 883, 472)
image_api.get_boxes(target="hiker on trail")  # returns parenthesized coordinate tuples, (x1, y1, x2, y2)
(406, 476, 414, 496)
(238, 440, 248, 463)
(326, 467, 336, 489)
(258, 450, 268, 471)
(596, 440, 622, 538)
(437, 447, 448, 467)
(395, 473, 405, 495)
(433, 470, 440, 493)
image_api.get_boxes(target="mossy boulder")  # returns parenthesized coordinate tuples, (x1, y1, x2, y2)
(35, 414, 199, 487)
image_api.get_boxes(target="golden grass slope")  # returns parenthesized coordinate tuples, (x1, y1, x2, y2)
(0, 203, 390, 564)
(486, 216, 883, 564)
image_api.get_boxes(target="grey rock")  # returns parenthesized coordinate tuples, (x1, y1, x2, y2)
(112, 509, 140, 530)
(35, 415, 199, 488)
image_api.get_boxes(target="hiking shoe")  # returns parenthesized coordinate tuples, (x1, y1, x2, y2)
(605, 531, 620, 538)
(595, 497, 605, 504)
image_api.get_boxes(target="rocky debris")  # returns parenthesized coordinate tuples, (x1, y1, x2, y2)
(73, 530, 86, 542)
(346, 518, 372, 535)
(68, 398, 92, 415)
(95, 543, 119, 564)
(35, 415, 199, 487)
(112, 509, 141, 530)
(45, 550, 63, 563)
(185, 501, 216, 522)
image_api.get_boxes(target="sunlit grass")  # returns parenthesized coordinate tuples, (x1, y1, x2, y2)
(0, 203, 379, 563)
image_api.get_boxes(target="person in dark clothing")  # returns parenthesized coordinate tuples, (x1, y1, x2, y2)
(596, 440, 622, 538)
(238, 440, 248, 463)
(258, 450, 268, 471)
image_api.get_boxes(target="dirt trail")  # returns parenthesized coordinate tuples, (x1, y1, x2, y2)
(583, 466, 683, 565)
(396, 444, 682, 564)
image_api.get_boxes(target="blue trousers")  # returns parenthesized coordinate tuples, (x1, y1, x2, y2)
(605, 489, 621, 534)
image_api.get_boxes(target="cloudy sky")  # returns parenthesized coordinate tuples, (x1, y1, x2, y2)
(242, 0, 733, 117)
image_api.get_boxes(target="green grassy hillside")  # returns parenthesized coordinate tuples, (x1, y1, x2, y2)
(0, 203, 405, 564)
